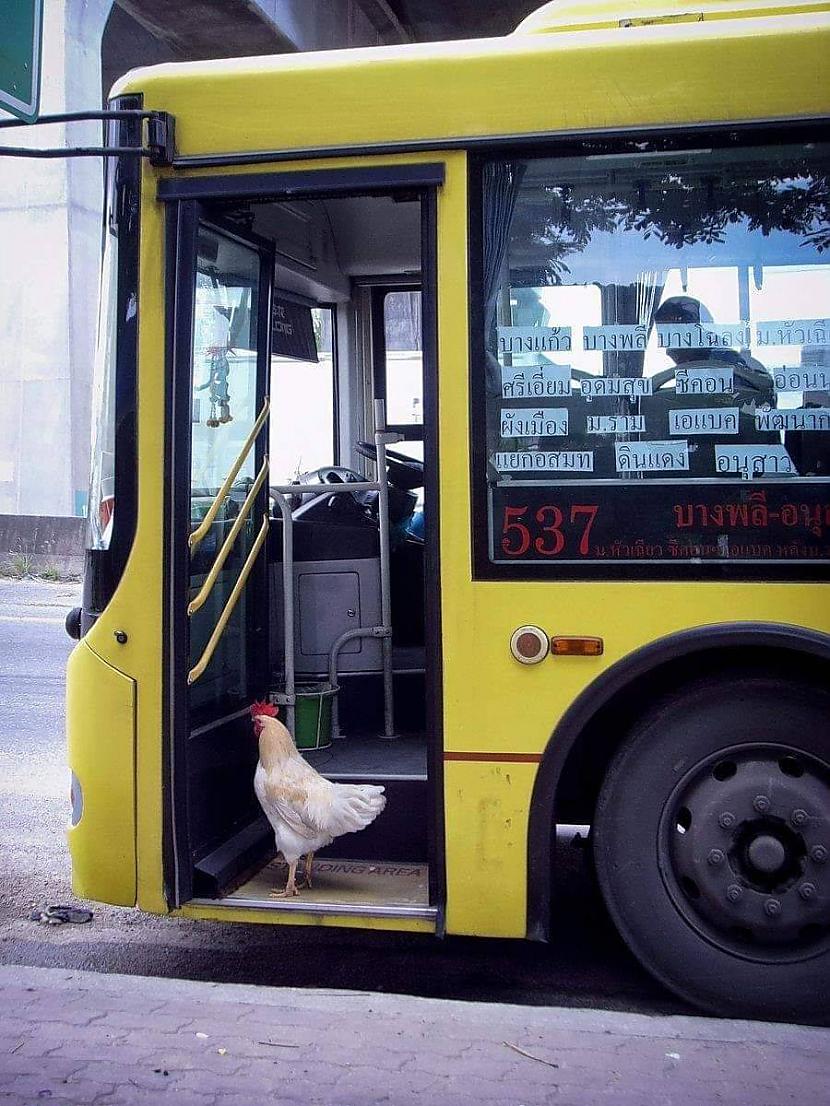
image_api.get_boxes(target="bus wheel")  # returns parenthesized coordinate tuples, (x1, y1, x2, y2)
(592, 676, 830, 1021)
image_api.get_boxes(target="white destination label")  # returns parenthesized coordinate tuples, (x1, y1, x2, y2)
(773, 367, 830, 393)
(756, 319, 830, 347)
(495, 451, 594, 473)
(501, 408, 569, 437)
(580, 376, 652, 398)
(498, 326, 572, 356)
(656, 322, 751, 350)
(675, 366, 733, 394)
(715, 445, 797, 478)
(756, 407, 830, 432)
(669, 407, 740, 435)
(586, 414, 646, 434)
(582, 325, 649, 352)
(501, 364, 572, 398)
(615, 441, 689, 473)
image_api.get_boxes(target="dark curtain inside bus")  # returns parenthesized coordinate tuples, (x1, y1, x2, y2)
(483, 162, 525, 348)
(482, 161, 525, 443)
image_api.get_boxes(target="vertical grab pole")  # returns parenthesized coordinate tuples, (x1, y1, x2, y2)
(272, 491, 295, 735)
(374, 398, 396, 739)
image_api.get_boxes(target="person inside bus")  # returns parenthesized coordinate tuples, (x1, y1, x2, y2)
(643, 295, 780, 475)
(651, 295, 773, 399)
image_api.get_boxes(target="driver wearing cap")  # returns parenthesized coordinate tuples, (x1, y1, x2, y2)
(653, 295, 773, 400)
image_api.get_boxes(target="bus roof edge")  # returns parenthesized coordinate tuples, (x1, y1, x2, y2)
(512, 0, 830, 34)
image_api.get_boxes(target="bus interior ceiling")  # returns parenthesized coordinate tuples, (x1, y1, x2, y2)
(184, 189, 432, 906)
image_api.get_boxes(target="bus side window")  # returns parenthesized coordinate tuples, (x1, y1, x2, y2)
(476, 140, 830, 566)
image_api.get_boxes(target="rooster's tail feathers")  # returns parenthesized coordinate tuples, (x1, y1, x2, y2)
(327, 782, 386, 835)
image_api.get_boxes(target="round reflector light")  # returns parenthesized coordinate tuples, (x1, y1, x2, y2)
(510, 625, 550, 665)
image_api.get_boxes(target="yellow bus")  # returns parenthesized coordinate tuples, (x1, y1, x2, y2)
(65, 0, 830, 1021)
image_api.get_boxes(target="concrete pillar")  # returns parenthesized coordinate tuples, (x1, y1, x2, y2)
(0, 0, 404, 520)
(256, 0, 407, 51)
(0, 0, 113, 517)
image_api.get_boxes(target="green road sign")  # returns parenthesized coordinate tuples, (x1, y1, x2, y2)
(1, 0, 44, 122)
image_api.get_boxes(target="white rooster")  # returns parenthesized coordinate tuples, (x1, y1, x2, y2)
(250, 702, 386, 897)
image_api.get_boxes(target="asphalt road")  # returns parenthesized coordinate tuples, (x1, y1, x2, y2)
(0, 577, 685, 1017)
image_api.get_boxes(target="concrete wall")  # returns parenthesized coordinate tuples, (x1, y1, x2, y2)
(0, 514, 85, 577)
(0, 0, 405, 521)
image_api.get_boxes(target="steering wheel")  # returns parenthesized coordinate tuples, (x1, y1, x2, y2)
(304, 465, 364, 486)
(285, 465, 375, 521)
(356, 441, 424, 490)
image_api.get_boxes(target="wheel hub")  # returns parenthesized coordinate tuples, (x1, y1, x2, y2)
(662, 744, 830, 958)
(746, 833, 786, 875)
(730, 817, 807, 894)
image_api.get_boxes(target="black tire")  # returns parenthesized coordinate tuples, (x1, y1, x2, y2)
(593, 675, 830, 1022)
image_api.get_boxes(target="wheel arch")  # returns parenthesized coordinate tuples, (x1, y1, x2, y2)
(526, 621, 830, 940)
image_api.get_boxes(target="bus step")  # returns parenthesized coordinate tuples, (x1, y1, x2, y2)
(218, 856, 432, 917)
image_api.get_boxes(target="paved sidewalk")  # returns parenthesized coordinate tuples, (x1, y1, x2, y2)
(1, 965, 828, 1105)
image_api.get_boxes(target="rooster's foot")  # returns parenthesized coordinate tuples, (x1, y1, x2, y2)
(269, 860, 299, 897)
(269, 885, 299, 898)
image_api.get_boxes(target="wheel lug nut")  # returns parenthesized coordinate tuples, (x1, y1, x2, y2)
(726, 884, 743, 903)
(707, 849, 725, 866)
(718, 812, 736, 829)
(791, 809, 809, 828)
(753, 795, 771, 814)
(764, 898, 782, 917)
(811, 845, 828, 864)
(798, 882, 817, 901)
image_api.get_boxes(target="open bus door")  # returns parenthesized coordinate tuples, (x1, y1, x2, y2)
(161, 170, 443, 925)
(167, 210, 274, 906)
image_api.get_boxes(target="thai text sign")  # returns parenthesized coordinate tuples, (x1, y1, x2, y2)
(492, 484, 830, 564)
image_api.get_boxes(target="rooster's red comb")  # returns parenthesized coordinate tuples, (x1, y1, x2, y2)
(250, 700, 279, 718)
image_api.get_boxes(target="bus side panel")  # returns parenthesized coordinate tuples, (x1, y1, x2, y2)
(443, 760, 536, 938)
(67, 641, 137, 905)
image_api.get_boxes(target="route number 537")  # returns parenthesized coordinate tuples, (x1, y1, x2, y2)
(501, 504, 599, 557)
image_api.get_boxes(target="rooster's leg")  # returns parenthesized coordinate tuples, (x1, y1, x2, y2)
(269, 860, 299, 898)
(299, 852, 314, 889)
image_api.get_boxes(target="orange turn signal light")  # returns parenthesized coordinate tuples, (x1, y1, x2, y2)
(550, 636, 604, 657)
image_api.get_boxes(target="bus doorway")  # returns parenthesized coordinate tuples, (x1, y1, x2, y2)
(165, 174, 441, 924)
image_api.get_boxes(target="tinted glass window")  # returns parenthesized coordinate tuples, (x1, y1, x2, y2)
(476, 142, 830, 568)
(189, 227, 262, 709)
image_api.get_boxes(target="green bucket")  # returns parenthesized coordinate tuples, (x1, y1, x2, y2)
(292, 683, 336, 751)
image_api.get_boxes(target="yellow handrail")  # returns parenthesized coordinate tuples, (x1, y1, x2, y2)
(189, 396, 270, 552)
(187, 456, 270, 617)
(188, 512, 270, 686)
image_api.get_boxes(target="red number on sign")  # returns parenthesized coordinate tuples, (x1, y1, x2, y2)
(502, 506, 531, 556)
(501, 502, 601, 558)
(570, 505, 599, 556)
(534, 505, 566, 556)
